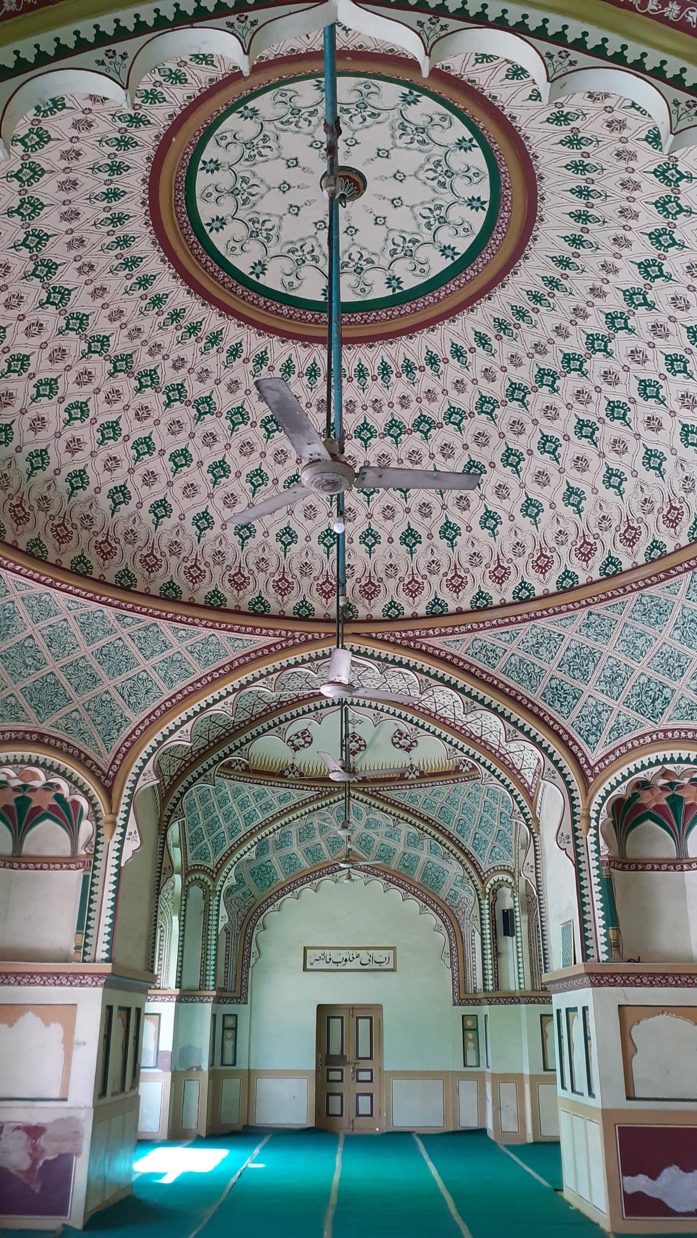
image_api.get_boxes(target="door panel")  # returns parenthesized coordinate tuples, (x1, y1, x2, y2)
(316, 1004, 382, 1132)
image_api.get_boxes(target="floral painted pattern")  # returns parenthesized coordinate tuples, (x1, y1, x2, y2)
(187, 74, 494, 308)
(0, 49, 696, 621)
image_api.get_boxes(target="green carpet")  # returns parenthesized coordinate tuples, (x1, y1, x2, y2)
(421, 1132, 595, 1237)
(82, 1133, 263, 1238)
(502, 1138, 564, 1189)
(333, 1132, 460, 1237)
(1, 1130, 682, 1237)
(200, 1131, 338, 1238)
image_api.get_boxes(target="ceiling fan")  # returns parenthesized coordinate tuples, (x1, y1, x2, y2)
(317, 750, 410, 782)
(228, 378, 481, 526)
(316, 647, 418, 704)
(233, 25, 467, 802)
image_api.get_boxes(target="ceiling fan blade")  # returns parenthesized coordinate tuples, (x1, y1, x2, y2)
(327, 647, 352, 685)
(354, 767, 408, 779)
(318, 751, 350, 781)
(355, 466, 481, 491)
(227, 484, 309, 526)
(353, 689, 421, 705)
(255, 378, 331, 463)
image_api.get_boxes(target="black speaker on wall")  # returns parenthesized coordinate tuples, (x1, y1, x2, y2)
(501, 908, 515, 937)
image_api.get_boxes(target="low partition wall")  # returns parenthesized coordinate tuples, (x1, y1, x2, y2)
(137, 992, 557, 1140)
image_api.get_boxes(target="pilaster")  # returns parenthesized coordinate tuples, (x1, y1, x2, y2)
(0, 963, 152, 1231)
(138, 991, 247, 1140)
(546, 963, 697, 1234)
(458, 994, 556, 1143)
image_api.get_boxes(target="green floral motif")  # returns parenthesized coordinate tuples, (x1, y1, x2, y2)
(276, 525, 298, 557)
(438, 519, 461, 550)
(359, 525, 381, 557)
(383, 600, 404, 619)
(399, 524, 422, 558)
(354, 419, 377, 449)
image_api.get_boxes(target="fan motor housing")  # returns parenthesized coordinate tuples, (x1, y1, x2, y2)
(301, 459, 355, 494)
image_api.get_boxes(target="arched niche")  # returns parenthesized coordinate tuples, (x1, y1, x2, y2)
(111, 783, 162, 974)
(536, 778, 579, 971)
(246, 876, 460, 1078)
(220, 861, 478, 1004)
(181, 883, 206, 990)
(0, 763, 99, 964)
(595, 764, 697, 963)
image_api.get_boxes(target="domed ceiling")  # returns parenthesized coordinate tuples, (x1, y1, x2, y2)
(3, 2, 697, 974)
(0, 25, 696, 624)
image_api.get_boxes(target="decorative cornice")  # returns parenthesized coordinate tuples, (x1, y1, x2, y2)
(602, 857, 697, 872)
(460, 991, 551, 1006)
(544, 963, 697, 993)
(0, 963, 155, 990)
(0, 855, 92, 870)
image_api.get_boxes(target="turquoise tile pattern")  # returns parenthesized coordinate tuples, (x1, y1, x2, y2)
(0, 572, 276, 768)
(425, 570, 697, 770)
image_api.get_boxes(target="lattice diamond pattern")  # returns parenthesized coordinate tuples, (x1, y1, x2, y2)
(430, 571, 697, 761)
(0, 570, 271, 766)
(380, 781, 514, 869)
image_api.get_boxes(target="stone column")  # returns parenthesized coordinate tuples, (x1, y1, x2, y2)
(0, 962, 150, 1231)
(546, 963, 697, 1234)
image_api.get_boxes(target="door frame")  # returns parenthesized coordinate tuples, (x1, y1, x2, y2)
(314, 1003, 384, 1133)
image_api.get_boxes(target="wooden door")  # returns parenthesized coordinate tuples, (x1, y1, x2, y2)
(315, 1004, 383, 1131)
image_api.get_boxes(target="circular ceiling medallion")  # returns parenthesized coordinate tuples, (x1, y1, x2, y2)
(151, 53, 536, 343)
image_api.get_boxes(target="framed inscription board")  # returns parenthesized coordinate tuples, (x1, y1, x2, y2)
(304, 947, 396, 971)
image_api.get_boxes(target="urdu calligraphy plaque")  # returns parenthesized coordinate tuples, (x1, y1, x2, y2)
(303, 947, 396, 971)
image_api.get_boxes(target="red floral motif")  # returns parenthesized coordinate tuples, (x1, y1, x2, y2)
(402, 572, 425, 601)
(286, 728, 313, 753)
(445, 568, 469, 597)
(316, 573, 336, 604)
(94, 535, 118, 563)
(662, 499, 684, 532)
(8, 497, 31, 528)
(139, 548, 164, 577)
(227, 567, 251, 593)
(50, 517, 73, 548)
(272, 570, 294, 602)
(488, 557, 511, 588)
(357, 572, 381, 604)
(183, 559, 207, 588)
(618, 519, 641, 551)
(530, 547, 555, 579)
(573, 534, 598, 567)
(391, 728, 418, 753)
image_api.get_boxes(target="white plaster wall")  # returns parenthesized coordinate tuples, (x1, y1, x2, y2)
(0, 869, 82, 961)
(630, 1012, 697, 1099)
(172, 1001, 211, 1072)
(485, 1005, 528, 1074)
(144, 999, 175, 1060)
(613, 870, 694, 962)
(553, 985, 697, 1113)
(494, 886, 516, 991)
(181, 886, 205, 989)
(537, 781, 579, 971)
(519, 1004, 549, 1075)
(112, 787, 160, 973)
(247, 878, 461, 1071)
